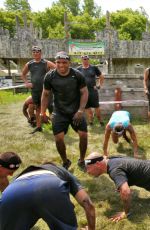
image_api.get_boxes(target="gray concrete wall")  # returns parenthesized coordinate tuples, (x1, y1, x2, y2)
(0, 24, 149, 119)
(98, 74, 148, 120)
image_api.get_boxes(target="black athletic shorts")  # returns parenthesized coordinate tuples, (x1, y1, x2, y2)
(31, 90, 42, 106)
(51, 111, 87, 135)
(86, 88, 99, 109)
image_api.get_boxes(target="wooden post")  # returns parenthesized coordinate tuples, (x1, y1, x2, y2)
(114, 87, 122, 110)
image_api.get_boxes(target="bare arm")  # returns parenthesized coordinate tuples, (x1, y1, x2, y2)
(127, 124, 138, 158)
(75, 189, 95, 230)
(47, 61, 56, 71)
(22, 102, 29, 120)
(73, 86, 88, 126)
(79, 86, 88, 112)
(119, 182, 131, 215)
(0, 176, 9, 192)
(110, 182, 131, 222)
(21, 63, 33, 88)
(99, 73, 104, 87)
(22, 96, 33, 120)
(103, 124, 111, 156)
(41, 88, 51, 115)
(143, 68, 149, 94)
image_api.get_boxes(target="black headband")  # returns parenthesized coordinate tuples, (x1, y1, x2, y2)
(85, 156, 104, 166)
(0, 159, 20, 170)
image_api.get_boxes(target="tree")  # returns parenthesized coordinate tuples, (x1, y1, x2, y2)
(0, 9, 32, 37)
(68, 13, 96, 39)
(32, 4, 65, 38)
(48, 22, 65, 38)
(110, 9, 147, 40)
(82, 0, 95, 16)
(57, 0, 79, 16)
(4, 0, 31, 11)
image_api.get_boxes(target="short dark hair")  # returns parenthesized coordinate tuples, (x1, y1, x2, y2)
(0, 152, 22, 170)
(113, 124, 124, 134)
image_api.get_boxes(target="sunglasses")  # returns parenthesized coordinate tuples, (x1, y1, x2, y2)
(84, 156, 103, 166)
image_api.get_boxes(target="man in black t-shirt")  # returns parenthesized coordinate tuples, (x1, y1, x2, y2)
(41, 51, 89, 170)
(0, 163, 95, 230)
(77, 55, 104, 126)
(21, 46, 56, 134)
(85, 152, 150, 222)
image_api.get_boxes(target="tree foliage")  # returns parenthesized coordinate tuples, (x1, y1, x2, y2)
(0, 10, 32, 36)
(82, 0, 102, 18)
(57, 0, 79, 16)
(32, 4, 65, 38)
(68, 13, 97, 39)
(48, 22, 65, 38)
(110, 9, 147, 40)
(4, 0, 31, 11)
(0, 1, 148, 41)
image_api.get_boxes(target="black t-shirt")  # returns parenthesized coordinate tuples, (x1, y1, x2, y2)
(28, 59, 48, 91)
(77, 65, 101, 89)
(107, 157, 150, 191)
(16, 164, 83, 197)
(44, 68, 86, 114)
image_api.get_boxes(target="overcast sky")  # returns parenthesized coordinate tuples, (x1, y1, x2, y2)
(0, 0, 149, 17)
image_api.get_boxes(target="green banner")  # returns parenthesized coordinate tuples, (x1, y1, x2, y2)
(68, 41, 105, 55)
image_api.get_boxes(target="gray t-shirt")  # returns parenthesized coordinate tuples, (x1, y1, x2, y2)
(16, 163, 83, 197)
(28, 59, 48, 91)
(107, 157, 150, 191)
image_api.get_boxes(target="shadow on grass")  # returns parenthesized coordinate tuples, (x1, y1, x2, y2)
(42, 124, 82, 144)
(117, 142, 147, 159)
(104, 189, 150, 224)
(80, 174, 116, 202)
(88, 125, 105, 135)
(81, 174, 150, 225)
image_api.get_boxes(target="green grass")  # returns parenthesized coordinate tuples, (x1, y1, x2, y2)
(0, 92, 150, 230)
(0, 90, 29, 104)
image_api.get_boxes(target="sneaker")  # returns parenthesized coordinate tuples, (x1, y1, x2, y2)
(30, 121, 36, 128)
(77, 160, 86, 171)
(62, 159, 72, 170)
(30, 117, 36, 127)
(30, 127, 42, 134)
(100, 121, 104, 127)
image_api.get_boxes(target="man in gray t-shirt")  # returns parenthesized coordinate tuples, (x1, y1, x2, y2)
(85, 152, 150, 222)
(21, 46, 56, 134)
